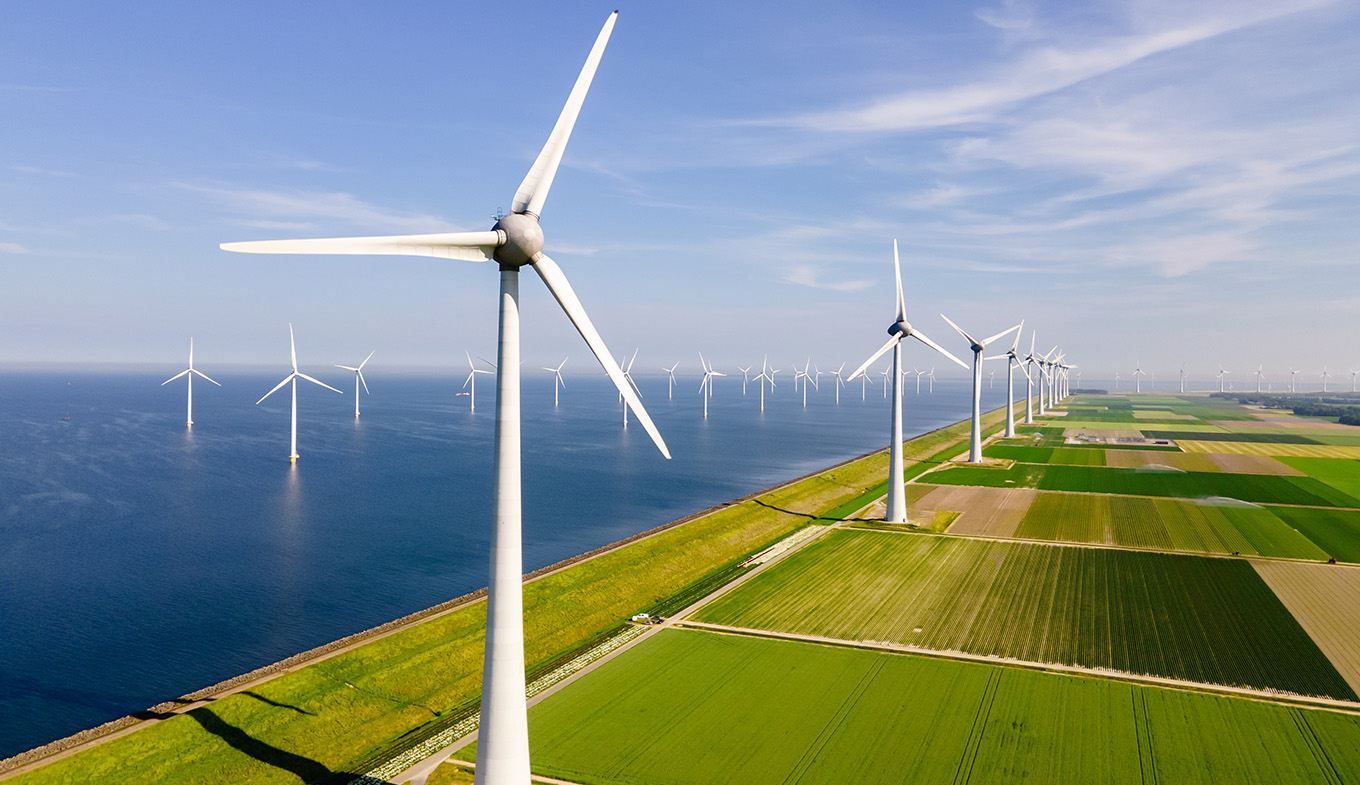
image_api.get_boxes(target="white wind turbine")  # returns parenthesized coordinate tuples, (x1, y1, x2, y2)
(880, 365, 890, 398)
(1351, 369, 1358, 393)
(830, 362, 846, 404)
(335, 350, 375, 419)
(1179, 364, 1186, 394)
(542, 358, 567, 407)
(662, 362, 679, 400)
(617, 349, 642, 426)
(699, 353, 726, 418)
(1023, 335, 1041, 424)
(463, 352, 494, 412)
(1290, 367, 1301, 392)
(798, 359, 817, 407)
(1255, 365, 1265, 394)
(983, 323, 1028, 438)
(1132, 362, 1146, 393)
(1217, 366, 1230, 392)
(941, 315, 1021, 463)
(737, 365, 752, 396)
(988, 368, 995, 389)
(221, 15, 670, 785)
(257, 324, 343, 463)
(1322, 366, 1331, 393)
(859, 368, 874, 400)
(927, 366, 936, 394)
(753, 355, 774, 411)
(847, 240, 966, 523)
(161, 337, 220, 428)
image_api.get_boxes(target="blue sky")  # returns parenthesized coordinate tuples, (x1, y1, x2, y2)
(2, 0, 1358, 384)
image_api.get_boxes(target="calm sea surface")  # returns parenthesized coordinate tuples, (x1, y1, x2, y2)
(0, 368, 1009, 756)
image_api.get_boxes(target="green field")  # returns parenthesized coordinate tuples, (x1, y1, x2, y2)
(1012, 492, 1333, 560)
(1279, 457, 1360, 501)
(456, 629, 1360, 785)
(925, 462, 1360, 507)
(1268, 506, 1360, 563)
(984, 443, 1107, 465)
(692, 530, 1355, 699)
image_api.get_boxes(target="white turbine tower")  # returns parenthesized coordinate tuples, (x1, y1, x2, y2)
(847, 241, 965, 523)
(927, 366, 936, 394)
(1255, 365, 1265, 394)
(983, 323, 1028, 438)
(617, 349, 642, 425)
(1132, 362, 1145, 393)
(737, 365, 752, 396)
(257, 324, 343, 463)
(1217, 366, 1230, 392)
(222, 15, 670, 785)
(463, 352, 494, 412)
(880, 366, 890, 398)
(335, 350, 375, 419)
(1179, 364, 1186, 393)
(542, 358, 567, 407)
(988, 368, 995, 389)
(753, 356, 774, 411)
(1290, 367, 1301, 393)
(1351, 369, 1358, 393)
(699, 353, 726, 418)
(1322, 366, 1331, 393)
(830, 362, 846, 404)
(941, 315, 1021, 463)
(161, 337, 220, 428)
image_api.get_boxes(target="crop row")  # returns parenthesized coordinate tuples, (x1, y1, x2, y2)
(692, 531, 1356, 699)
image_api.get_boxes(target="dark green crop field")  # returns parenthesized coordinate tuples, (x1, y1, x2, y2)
(692, 531, 1355, 699)
(482, 629, 1360, 785)
(925, 462, 1360, 507)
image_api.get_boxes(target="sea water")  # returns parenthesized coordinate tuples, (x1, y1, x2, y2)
(0, 368, 1008, 756)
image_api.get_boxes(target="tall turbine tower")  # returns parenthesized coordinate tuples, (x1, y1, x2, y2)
(1217, 366, 1229, 392)
(754, 356, 774, 411)
(463, 352, 494, 412)
(1290, 367, 1300, 392)
(1133, 362, 1145, 393)
(941, 315, 1021, 463)
(699, 353, 725, 418)
(222, 15, 670, 785)
(1255, 365, 1265, 394)
(257, 324, 343, 462)
(983, 323, 1028, 438)
(161, 337, 220, 427)
(737, 365, 752, 396)
(1179, 364, 1186, 393)
(335, 350, 375, 419)
(1023, 334, 1040, 424)
(1322, 366, 1331, 393)
(847, 241, 965, 523)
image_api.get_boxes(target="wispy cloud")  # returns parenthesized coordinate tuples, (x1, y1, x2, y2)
(0, 242, 31, 254)
(11, 165, 77, 178)
(784, 264, 875, 292)
(178, 183, 458, 234)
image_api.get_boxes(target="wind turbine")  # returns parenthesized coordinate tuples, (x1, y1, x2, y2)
(941, 315, 1021, 463)
(827, 362, 846, 404)
(880, 366, 890, 398)
(1179, 364, 1186, 394)
(1132, 362, 1145, 393)
(1255, 365, 1265, 394)
(1322, 366, 1332, 393)
(699, 353, 726, 418)
(221, 15, 670, 785)
(988, 368, 995, 389)
(847, 240, 966, 523)
(161, 337, 220, 428)
(542, 358, 567, 406)
(1351, 369, 1358, 393)
(618, 349, 642, 425)
(753, 356, 774, 411)
(1217, 366, 1229, 392)
(798, 359, 817, 407)
(335, 350, 375, 418)
(257, 324, 343, 463)
(983, 323, 1028, 438)
(927, 366, 936, 394)
(1290, 367, 1301, 393)
(859, 369, 874, 400)
(661, 362, 679, 400)
(463, 352, 494, 412)
(737, 365, 752, 396)
(1023, 334, 1040, 423)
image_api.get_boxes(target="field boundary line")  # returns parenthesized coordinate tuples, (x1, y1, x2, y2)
(912, 476, 1360, 512)
(675, 622, 1360, 714)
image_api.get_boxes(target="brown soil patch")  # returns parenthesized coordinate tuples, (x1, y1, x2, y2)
(1065, 427, 1144, 440)
(912, 485, 1037, 538)
(1253, 561, 1360, 695)
(1104, 450, 1221, 472)
(1206, 453, 1305, 476)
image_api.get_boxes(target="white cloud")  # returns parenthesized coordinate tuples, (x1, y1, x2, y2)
(784, 264, 875, 292)
(0, 242, 30, 254)
(178, 183, 458, 233)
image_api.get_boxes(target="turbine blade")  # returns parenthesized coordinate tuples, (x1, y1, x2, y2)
(191, 369, 222, 386)
(358, 370, 369, 395)
(911, 329, 970, 369)
(257, 374, 294, 405)
(1011, 320, 1024, 351)
(511, 11, 618, 218)
(532, 252, 670, 459)
(983, 354, 1007, 361)
(335, 365, 360, 371)
(221, 230, 501, 262)
(847, 335, 899, 381)
(892, 239, 905, 322)
(982, 322, 1021, 348)
(296, 372, 343, 394)
(161, 369, 190, 385)
(288, 323, 298, 371)
(359, 350, 375, 369)
(939, 313, 978, 347)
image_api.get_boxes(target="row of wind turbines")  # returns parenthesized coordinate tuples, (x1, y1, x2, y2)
(1114, 363, 1360, 394)
(204, 13, 1076, 784)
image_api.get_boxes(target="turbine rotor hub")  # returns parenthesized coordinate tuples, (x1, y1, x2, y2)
(888, 319, 911, 337)
(491, 213, 544, 268)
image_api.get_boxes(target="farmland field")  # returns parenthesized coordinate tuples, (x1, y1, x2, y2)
(691, 530, 1355, 699)
(1178, 441, 1360, 459)
(1253, 561, 1360, 694)
(924, 462, 1360, 507)
(460, 628, 1360, 785)
(1270, 506, 1360, 563)
(984, 444, 1107, 465)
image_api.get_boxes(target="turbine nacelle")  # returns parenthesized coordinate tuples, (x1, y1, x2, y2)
(888, 319, 912, 338)
(491, 213, 544, 267)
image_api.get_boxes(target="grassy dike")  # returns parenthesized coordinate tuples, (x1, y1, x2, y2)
(3, 407, 1011, 785)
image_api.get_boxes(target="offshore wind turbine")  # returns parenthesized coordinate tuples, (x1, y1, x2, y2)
(335, 350, 375, 418)
(618, 349, 642, 425)
(829, 362, 846, 404)
(928, 366, 936, 394)
(1023, 335, 1040, 423)
(737, 365, 752, 396)
(221, 15, 670, 785)
(161, 337, 220, 428)
(880, 366, 890, 398)
(983, 323, 1028, 438)
(257, 324, 343, 463)
(661, 362, 679, 400)
(543, 358, 567, 406)
(463, 352, 494, 412)
(699, 353, 726, 418)
(1179, 364, 1186, 394)
(941, 315, 1021, 463)
(847, 240, 966, 523)
(753, 356, 774, 411)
